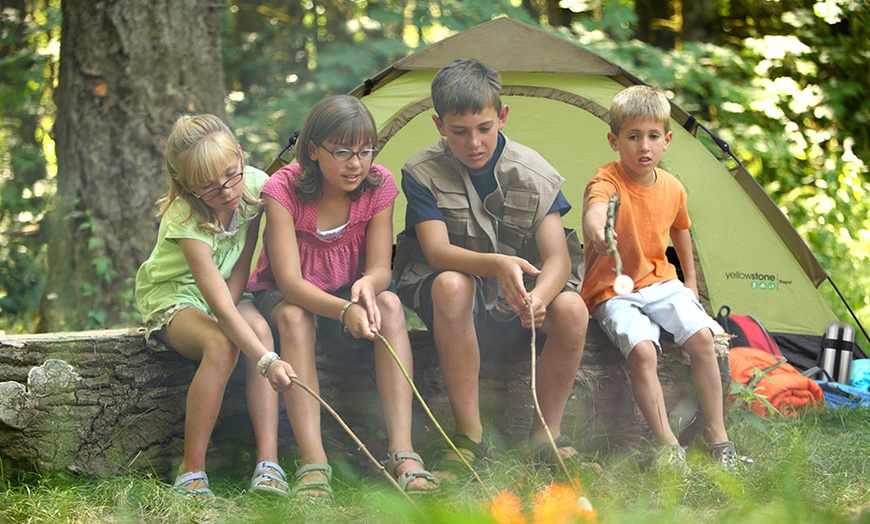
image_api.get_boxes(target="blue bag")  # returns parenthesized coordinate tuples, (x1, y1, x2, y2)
(815, 380, 870, 409)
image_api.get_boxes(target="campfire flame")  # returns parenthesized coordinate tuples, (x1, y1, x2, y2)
(489, 480, 598, 524)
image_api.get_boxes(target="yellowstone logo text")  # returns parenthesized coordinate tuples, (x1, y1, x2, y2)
(724, 271, 783, 291)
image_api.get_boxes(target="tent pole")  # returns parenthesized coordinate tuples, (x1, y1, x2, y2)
(827, 276, 870, 355)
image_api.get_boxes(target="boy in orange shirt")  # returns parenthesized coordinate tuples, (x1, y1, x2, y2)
(581, 85, 736, 470)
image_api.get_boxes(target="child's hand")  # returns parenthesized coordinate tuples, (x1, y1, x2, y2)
(495, 255, 541, 317)
(342, 302, 377, 341)
(350, 277, 381, 334)
(591, 227, 614, 255)
(267, 359, 297, 392)
(519, 292, 547, 328)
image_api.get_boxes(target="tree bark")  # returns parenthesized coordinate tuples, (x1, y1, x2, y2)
(0, 325, 730, 479)
(38, 0, 228, 331)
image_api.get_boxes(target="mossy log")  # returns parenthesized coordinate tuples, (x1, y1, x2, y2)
(0, 324, 730, 479)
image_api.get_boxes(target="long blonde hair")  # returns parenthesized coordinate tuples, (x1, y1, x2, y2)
(157, 114, 261, 234)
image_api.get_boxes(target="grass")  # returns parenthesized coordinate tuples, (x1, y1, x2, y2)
(1, 407, 869, 523)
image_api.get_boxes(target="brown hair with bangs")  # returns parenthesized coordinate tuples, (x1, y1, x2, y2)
(296, 95, 382, 203)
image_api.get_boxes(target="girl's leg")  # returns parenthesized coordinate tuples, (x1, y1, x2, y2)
(238, 302, 284, 492)
(373, 291, 437, 491)
(156, 307, 241, 489)
(271, 302, 330, 495)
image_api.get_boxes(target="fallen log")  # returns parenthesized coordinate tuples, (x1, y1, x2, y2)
(0, 324, 730, 479)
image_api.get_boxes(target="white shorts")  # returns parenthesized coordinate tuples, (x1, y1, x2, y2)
(591, 279, 722, 359)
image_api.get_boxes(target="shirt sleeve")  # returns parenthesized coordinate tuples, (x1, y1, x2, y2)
(401, 170, 445, 237)
(547, 190, 572, 217)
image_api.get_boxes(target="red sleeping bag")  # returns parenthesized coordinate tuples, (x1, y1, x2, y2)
(728, 346, 823, 417)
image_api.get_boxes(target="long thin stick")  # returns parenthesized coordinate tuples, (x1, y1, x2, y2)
(374, 333, 489, 492)
(289, 377, 413, 503)
(527, 305, 580, 493)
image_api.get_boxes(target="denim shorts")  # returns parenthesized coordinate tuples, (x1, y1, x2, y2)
(591, 279, 721, 359)
(252, 286, 371, 351)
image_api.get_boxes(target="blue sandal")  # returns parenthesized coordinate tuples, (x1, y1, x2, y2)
(173, 470, 215, 500)
(250, 460, 289, 497)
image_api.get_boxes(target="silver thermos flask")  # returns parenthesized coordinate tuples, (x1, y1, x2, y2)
(821, 321, 855, 383)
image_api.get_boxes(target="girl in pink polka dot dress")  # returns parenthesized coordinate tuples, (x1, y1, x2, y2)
(247, 95, 438, 498)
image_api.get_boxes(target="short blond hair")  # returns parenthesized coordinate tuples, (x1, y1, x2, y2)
(609, 85, 671, 135)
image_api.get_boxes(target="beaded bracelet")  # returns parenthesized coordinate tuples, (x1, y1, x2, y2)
(256, 351, 280, 377)
(338, 300, 354, 331)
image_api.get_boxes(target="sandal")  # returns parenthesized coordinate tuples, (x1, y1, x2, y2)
(432, 434, 488, 480)
(385, 451, 439, 494)
(173, 470, 215, 501)
(289, 462, 333, 500)
(249, 460, 289, 497)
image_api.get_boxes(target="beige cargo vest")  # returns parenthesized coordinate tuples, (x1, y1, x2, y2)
(395, 136, 584, 320)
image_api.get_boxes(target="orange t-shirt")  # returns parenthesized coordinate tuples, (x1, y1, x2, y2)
(580, 161, 691, 310)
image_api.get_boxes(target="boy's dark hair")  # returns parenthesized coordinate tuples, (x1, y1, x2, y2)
(431, 58, 502, 118)
(609, 85, 671, 136)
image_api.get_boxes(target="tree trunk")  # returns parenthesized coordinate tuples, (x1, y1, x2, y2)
(0, 325, 730, 480)
(38, 0, 228, 332)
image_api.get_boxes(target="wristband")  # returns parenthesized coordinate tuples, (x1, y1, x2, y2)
(338, 300, 354, 331)
(257, 351, 280, 377)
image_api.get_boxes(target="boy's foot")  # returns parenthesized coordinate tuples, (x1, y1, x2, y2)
(529, 435, 603, 473)
(707, 441, 738, 470)
(431, 434, 487, 482)
(655, 444, 689, 476)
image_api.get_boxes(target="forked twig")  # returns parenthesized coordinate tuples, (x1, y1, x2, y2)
(289, 377, 413, 503)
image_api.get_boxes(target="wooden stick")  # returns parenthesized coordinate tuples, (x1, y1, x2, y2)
(605, 193, 622, 277)
(527, 304, 580, 493)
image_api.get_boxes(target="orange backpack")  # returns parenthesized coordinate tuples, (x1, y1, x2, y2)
(728, 346, 823, 417)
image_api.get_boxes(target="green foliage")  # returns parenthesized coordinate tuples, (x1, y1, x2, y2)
(0, 1, 60, 332)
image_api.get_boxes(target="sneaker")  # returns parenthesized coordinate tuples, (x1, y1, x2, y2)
(655, 444, 689, 475)
(707, 441, 738, 470)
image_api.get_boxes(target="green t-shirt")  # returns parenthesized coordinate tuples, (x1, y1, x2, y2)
(135, 166, 268, 323)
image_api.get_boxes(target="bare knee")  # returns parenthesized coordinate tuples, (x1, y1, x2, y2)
(684, 328, 715, 359)
(199, 334, 240, 378)
(627, 341, 658, 375)
(543, 292, 589, 335)
(376, 290, 404, 322)
(273, 303, 314, 354)
(431, 272, 475, 319)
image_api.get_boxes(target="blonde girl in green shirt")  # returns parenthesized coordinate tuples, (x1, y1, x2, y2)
(135, 115, 297, 500)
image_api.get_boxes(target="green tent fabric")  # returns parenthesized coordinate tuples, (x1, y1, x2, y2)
(271, 17, 840, 339)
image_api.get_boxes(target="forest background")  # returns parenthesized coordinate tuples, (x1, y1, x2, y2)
(0, 0, 867, 345)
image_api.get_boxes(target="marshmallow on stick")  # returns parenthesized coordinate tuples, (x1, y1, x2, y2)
(605, 193, 635, 295)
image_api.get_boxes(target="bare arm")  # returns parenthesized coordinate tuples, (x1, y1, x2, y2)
(225, 213, 261, 303)
(345, 202, 396, 336)
(415, 219, 541, 316)
(670, 226, 698, 298)
(521, 212, 572, 327)
(582, 201, 610, 256)
(178, 235, 295, 391)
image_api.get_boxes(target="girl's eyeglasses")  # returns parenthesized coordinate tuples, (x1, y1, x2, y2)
(194, 152, 245, 202)
(316, 143, 378, 162)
